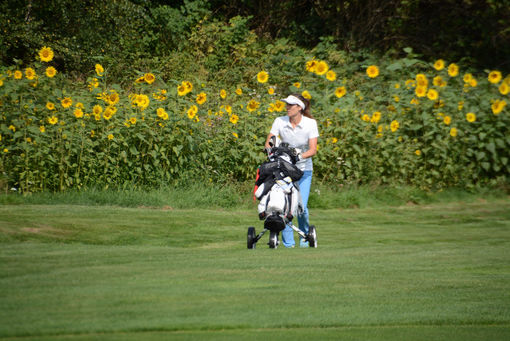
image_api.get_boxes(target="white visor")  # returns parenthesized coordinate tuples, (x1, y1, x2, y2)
(281, 95, 306, 110)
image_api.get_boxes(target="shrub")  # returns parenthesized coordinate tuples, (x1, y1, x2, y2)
(0, 46, 508, 193)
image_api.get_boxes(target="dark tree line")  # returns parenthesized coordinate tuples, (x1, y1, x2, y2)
(1, 0, 509, 74)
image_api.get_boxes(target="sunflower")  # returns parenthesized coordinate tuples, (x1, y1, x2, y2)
(274, 101, 285, 112)
(247, 99, 260, 112)
(371, 111, 381, 123)
(433, 59, 445, 71)
(416, 74, 428, 87)
(95, 64, 104, 76)
(366, 65, 379, 78)
(326, 70, 336, 82)
(135, 94, 150, 109)
(177, 84, 187, 96)
(39, 126, 46, 133)
(48, 116, 58, 125)
(14, 70, 22, 79)
(157, 108, 166, 118)
(450, 127, 458, 137)
(73, 108, 83, 118)
(107, 134, 114, 140)
(405, 79, 416, 88)
(187, 107, 196, 120)
(315, 61, 329, 75)
(491, 100, 506, 115)
(293, 82, 301, 88)
(235, 88, 243, 95)
(106, 91, 120, 106)
(302, 90, 311, 100)
(229, 114, 239, 124)
(144, 73, 155, 84)
(61, 97, 73, 108)
(415, 150, 422, 156)
(45, 66, 57, 78)
(466, 112, 476, 122)
(93, 105, 103, 116)
(188, 105, 198, 116)
(25, 68, 36, 80)
(488, 70, 502, 84)
(220, 89, 227, 99)
(444, 116, 452, 125)
(46, 102, 55, 110)
(268, 87, 275, 95)
(361, 114, 370, 122)
(232, 132, 238, 139)
(129, 117, 137, 125)
(469, 78, 477, 87)
(335, 86, 346, 98)
(448, 63, 459, 77)
(498, 82, 509, 95)
(257, 71, 269, 83)
(306, 60, 317, 72)
(39, 46, 54, 62)
(103, 106, 116, 120)
(415, 86, 427, 98)
(196, 92, 207, 105)
(463, 73, 472, 83)
(183, 81, 193, 93)
(427, 89, 439, 101)
(433, 76, 444, 87)
(390, 120, 399, 132)
(88, 78, 99, 91)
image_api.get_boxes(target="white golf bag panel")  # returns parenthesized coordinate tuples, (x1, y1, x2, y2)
(257, 178, 303, 219)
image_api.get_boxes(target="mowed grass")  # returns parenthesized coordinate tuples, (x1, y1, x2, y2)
(1, 198, 510, 340)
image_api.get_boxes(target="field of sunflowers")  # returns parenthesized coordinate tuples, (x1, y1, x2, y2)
(0, 46, 508, 193)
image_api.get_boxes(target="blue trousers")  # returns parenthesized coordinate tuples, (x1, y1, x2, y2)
(281, 170, 312, 247)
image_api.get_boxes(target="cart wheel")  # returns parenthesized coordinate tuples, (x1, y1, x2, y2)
(247, 227, 256, 249)
(268, 231, 279, 249)
(308, 225, 317, 248)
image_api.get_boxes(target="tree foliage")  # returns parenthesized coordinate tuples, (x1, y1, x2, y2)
(1, 0, 509, 76)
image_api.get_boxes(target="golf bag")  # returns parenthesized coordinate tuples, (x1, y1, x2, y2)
(254, 142, 304, 232)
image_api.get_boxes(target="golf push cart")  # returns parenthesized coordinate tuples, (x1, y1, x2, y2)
(247, 136, 317, 249)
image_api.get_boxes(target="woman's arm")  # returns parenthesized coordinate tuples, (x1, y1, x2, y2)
(301, 137, 317, 159)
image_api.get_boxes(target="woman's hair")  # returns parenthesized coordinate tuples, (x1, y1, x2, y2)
(292, 93, 314, 119)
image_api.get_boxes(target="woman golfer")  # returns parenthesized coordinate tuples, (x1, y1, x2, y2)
(264, 94, 319, 248)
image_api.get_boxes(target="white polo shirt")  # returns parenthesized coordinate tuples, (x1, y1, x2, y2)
(270, 115, 319, 171)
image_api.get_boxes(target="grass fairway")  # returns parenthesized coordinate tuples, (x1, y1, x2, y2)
(1, 198, 510, 340)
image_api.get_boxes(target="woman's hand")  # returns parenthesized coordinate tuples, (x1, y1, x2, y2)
(264, 133, 275, 149)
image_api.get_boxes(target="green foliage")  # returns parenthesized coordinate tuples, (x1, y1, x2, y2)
(2, 0, 509, 78)
(0, 44, 509, 192)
